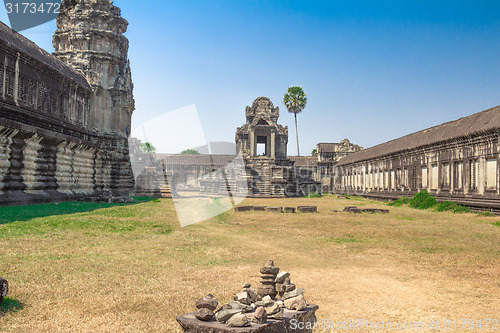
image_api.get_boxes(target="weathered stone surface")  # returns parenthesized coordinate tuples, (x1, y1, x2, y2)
(343, 206, 362, 213)
(275, 272, 290, 284)
(284, 207, 296, 213)
(215, 308, 242, 323)
(265, 303, 280, 316)
(253, 206, 266, 211)
(0, 277, 8, 303)
(265, 207, 282, 212)
(234, 291, 251, 305)
(196, 294, 218, 311)
(258, 260, 279, 300)
(243, 282, 251, 289)
(242, 287, 261, 303)
(195, 308, 214, 321)
(335, 106, 500, 211)
(361, 208, 389, 214)
(223, 301, 253, 313)
(177, 304, 319, 332)
(234, 206, 254, 212)
(253, 301, 265, 308)
(343, 206, 389, 214)
(226, 312, 250, 327)
(0, 0, 135, 206)
(260, 260, 279, 275)
(252, 306, 267, 324)
(262, 295, 273, 306)
(297, 206, 317, 213)
(284, 294, 307, 311)
(268, 308, 284, 320)
(282, 288, 305, 301)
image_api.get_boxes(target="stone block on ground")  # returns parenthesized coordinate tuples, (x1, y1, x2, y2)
(284, 207, 296, 213)
(297, 206, 317, 213)
(265, 207, 283, 212)
(253, 206, 266, 211)
(234, 206, 254, 212)
(361, 208, 389, 214)
(343, 206, 361, 213)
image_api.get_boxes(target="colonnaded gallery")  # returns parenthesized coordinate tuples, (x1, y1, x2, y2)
(0, 0, 499, 212)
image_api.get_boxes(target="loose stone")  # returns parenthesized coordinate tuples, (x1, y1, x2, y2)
(234, 291, 251, 305)
(284, 294, 307, 311)
(275, 271, 290, 284)
(252, 306, 267, 324)
(195, 294, 218, 311)
(195, 308, 214, 321)
(215, 308, 241, 323)
(281, 288, 305, 301)
(226, 312, 250, 327)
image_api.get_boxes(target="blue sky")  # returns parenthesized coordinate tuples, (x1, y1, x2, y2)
(1, 0, 499, 155)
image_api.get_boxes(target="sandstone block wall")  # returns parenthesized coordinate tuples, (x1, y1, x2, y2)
(0, 20, 133, 206)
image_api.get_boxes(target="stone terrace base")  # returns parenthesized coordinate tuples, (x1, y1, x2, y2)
(177, 305, 318, 333)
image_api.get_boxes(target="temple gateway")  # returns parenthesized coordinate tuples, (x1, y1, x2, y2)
(235, 97, 319, 197)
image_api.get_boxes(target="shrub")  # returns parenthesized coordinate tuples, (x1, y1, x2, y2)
(436, 201, 471, 213)
(409, 190, 437, 210)
(477, 211, 496, 217)
(388, 197, 411, 207)
(305, 192, 322, 198)
(435, 201, 456, 212)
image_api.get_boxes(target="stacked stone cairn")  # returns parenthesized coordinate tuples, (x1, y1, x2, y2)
(257, 259, 279, 300)
(191, 260, 309, 327)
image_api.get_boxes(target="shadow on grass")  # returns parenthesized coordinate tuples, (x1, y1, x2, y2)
(0, 297, 24, 316)
(0, 197, 157, 224)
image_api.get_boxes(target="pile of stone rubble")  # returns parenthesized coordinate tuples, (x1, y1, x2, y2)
(192, 260, 309, 327)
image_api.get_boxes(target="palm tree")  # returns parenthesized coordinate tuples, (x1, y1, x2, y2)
(283, 86, 307, 156)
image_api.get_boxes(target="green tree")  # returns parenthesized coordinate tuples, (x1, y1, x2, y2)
(311, 148, 317, 156)
(283, 86, 307, 156)
(139, 142, 156, 154)
(181, 149, 200, 155)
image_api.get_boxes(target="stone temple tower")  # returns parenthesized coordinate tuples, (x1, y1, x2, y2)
(52, 0, 134, 137)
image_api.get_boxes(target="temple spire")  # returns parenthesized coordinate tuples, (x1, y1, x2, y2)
(53, 0, 134, 137)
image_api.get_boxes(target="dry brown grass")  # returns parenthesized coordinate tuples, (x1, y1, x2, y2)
(0, 196, 499, 332)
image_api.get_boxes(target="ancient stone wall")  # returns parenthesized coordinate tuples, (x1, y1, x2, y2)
(334, 105, 500, 209)
(0, 0, 134, 206)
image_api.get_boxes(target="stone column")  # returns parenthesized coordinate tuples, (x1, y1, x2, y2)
(250, 131, 255, 157)
(478, 156, 485, 195)
(271, 130, 276, 158)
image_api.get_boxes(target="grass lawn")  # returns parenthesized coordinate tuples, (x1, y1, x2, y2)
(0, 196, 499, 332)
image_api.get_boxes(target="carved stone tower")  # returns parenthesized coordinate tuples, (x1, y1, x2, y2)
(236, 97, 289, 160)
(52, 0, 134, 137)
